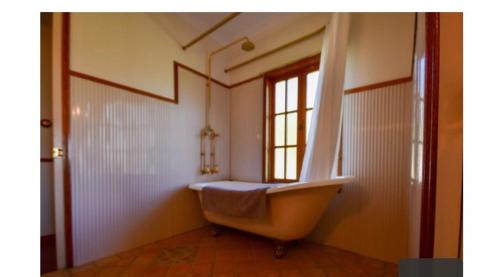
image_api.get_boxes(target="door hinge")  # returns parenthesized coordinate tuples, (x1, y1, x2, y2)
(52, 147, 64, 158)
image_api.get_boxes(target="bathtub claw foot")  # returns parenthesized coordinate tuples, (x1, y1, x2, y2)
(211, 224, 222, 237)
(274, 241, 287, 259)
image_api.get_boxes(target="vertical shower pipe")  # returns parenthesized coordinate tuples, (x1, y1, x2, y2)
(204, 52, 217, 174)
(179, 13, 241, 174)
(203, 37, 252, 174)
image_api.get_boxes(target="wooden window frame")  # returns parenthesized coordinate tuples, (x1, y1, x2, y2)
(264, 56, 320, 183)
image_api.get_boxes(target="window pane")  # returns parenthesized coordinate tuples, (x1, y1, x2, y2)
(275, 81, 286, 113)
(275, 114, 285, 146)
(286, 147, 297, 180)
(287, 77, 298, 111)
(307, 71, 319, 108)
(306, 110, 312, 143)
(274, 148, 285, 179)
(287, 112, 297, 145)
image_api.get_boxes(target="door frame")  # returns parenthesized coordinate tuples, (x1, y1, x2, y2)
(61, 12, 73, 268)
(52, 12, 73, 268)
(419, 12, 440, 258)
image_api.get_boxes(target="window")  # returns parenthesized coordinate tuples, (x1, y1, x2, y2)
(266, 57, 320, 182)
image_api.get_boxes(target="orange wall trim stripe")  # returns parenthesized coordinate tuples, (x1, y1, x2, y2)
(69, 70, 178, 104)
(344, 77, 413, 94)
(73, 66, 413, 104)
(174, 61, 230, 89)
(230, 75, 264, 89)
(71, 61, 414, 111)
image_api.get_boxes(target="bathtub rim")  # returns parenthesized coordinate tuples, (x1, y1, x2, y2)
(188, 176, 355, 194)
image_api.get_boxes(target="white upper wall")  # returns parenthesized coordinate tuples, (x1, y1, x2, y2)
(70, 13, 227, 100)
(224, 13, 415, 88)
(70, 13, 415, 92)
(173, 13, 312, 46)
(345, 13, 415, 89)
(225, 13, 330, 83)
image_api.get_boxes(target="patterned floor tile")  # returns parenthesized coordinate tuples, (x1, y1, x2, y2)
(42, 227, 400, 277)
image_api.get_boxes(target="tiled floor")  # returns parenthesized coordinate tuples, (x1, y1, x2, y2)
(42, 226, 397, 276)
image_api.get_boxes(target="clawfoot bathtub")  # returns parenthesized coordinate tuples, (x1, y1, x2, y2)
(188, 176, 355, 257)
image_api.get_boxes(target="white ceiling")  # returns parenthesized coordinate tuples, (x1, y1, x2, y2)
(173, 13, 317, 45)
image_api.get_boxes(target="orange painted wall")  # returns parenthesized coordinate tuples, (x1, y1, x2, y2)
(433, 12, 463, 258)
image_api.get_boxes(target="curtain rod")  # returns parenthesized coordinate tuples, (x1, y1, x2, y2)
(224, 26, 326, 73)
(182, 13, 241, 50)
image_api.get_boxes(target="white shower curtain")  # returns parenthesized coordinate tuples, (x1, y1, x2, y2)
(299, 13, 350, 181)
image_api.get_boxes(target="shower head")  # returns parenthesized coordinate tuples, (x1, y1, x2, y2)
(241, 40, 255, 52)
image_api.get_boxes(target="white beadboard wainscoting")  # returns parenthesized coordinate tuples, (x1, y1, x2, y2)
(68, 70, 230, 265)
(309, 82, 413, 263)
